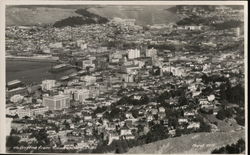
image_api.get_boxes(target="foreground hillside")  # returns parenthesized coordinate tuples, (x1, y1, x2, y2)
(128, 130, 245, 154)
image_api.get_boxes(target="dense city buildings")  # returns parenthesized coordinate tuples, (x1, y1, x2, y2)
(5, 4, 246, 154)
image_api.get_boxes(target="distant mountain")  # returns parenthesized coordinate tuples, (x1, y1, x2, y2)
(53, 9, 109, 27)
(6, 6, 82, 26)
(6, 5, 180, 27)
(87, 5, 180, 26)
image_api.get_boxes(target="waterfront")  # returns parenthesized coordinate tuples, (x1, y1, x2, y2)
(6, 60, 77, 84)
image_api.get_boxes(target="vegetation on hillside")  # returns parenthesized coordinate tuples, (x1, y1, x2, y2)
(53, 9, 109, 28)
(211, 138, 245, 154)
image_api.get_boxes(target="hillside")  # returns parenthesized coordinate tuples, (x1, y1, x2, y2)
(127, 130, 245, 154)
(6, 5, 180, 27)
(53, 9, 109, 27)
(88, 5, 180, 26)
(6, 6, 82, 26)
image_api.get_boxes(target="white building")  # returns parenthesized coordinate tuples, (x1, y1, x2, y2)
(10, 94, 24, 103)
(30, 106, 49, 116)
(158, 107, 165, 113)
(16, 108, 31, 118)
(108, 132, 120, 145)
(170, 66, 187, 77)
(81, 59, 95, 69)
(184, 25, 202, 30)
(128, 49, 140, 59)
(81, 76, 96, 86)
(120, 126, 132, 136)
(187, 122, 200, 129)
(73, 89, 90, 102)
(49, 42, 63, 48)
(42, 94, 70, 111)
(42, 80, 56, 91)
(76, 40, 88, 50)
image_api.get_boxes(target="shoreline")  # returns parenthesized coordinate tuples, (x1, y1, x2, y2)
(6, 56, 58, 63)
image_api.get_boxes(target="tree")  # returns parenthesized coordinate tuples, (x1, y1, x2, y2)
(157, 91, 170, 104)
(211, 138, 245, 154)
(216, 109, 233, 120)
(178, 95, 188, 106)
(145, 124, 169, 143)
(235, 116, 245, 126)
(6, 136, 20, 150)
(31, 129, 50, 149)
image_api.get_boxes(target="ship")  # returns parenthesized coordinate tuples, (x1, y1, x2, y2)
(60, 76, 70, 81)
(49, 64, 71, 73)
(69, 72, 78, 77)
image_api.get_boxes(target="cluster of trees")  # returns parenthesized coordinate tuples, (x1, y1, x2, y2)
(53, 9, 109, 28)
(94, 123, 170, 153)
(216, 106, 245, 126)
(202, 74, 244, 106)
(211, 138, 245, 154)
(75, 8, 109, 23)
(216, 108, 234, 120)
(201, 74, 229, 84)
(103, 107, 126, 121)
(148, 44, 176, 51)
(223, 84, 244, 106)
(139, 124, 169, 144)
(175, 5, 216, 12)
(6, 136, 20, 151)
(212, 20, 243, 30)
(30, 129, 50, 149)
(176, 15, 211, 26)
(156, 86, 187, 106)
(234, 107, 245, 126)
(6, 129, 50, 152)
(93, 140, 128, 153)
(93, 106, 107, 115)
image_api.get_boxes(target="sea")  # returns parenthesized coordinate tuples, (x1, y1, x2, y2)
(6, 60, 77, 84)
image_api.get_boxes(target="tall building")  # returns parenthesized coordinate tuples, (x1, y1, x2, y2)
(42, 94, 70, 111)
(73, 89, 90, 102)
(128, 49, 140, 59)
(42, 80, 56, 91)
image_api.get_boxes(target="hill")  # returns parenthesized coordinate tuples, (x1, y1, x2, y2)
(6, 5, 180, 27)
(86, 5, 180, 26)
(6, 6, 82, 26)
(127, 130, 245, 154)
(53, 9, 109, 27)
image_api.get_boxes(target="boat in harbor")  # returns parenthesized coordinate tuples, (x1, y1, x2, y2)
(60, 76, 70, 81)
(49, 64, 71, 73)
(77, 70, 86, 75)
(69, 72, 78, 77)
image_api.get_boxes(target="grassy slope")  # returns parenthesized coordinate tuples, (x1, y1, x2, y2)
(128, 130, 245, 154)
